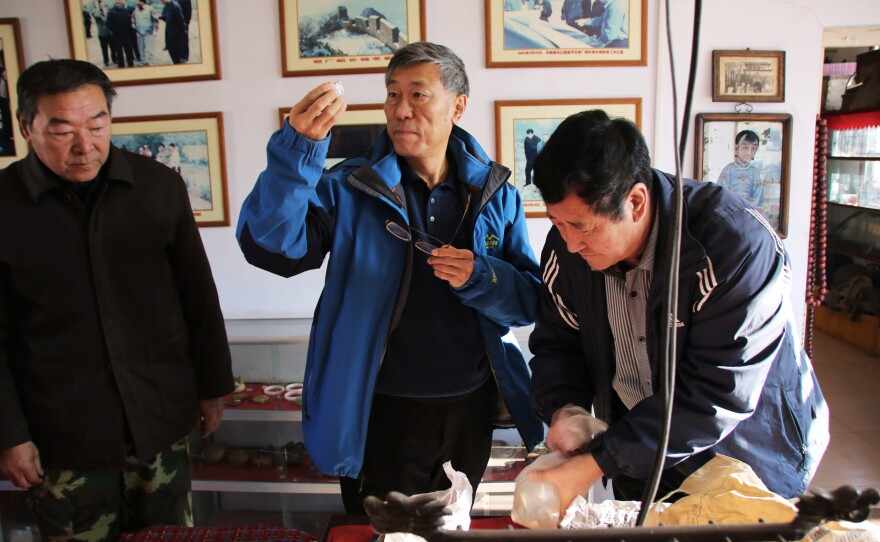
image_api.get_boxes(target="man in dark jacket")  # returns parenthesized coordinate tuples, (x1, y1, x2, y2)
(160, 0, 189, 64)
(0, 59, 233, 541)
(106, 0, 136, 67)
(526, 110, 829, 511)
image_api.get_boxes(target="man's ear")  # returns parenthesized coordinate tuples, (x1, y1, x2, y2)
(17, 114, 31, 143)
(452, 94, 467, 124)
(629, 183, 650, 222)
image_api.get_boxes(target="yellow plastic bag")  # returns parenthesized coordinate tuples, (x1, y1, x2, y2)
(644, 454, 798, 526)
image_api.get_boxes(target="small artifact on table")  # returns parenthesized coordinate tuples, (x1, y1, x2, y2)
(251, 394, 271, 404)
(226, 448, 251, 467)
(233, 376, 246, 393)
(225, 399, 242, 407)
(200, 442, 227, 464)
(231, 392, 248, 401)
(277, 441, 306, 467)
(252, 446, 275, 468)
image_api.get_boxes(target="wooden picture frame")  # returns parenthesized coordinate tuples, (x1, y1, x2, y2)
(485, 0, 647, 68)
(712, 50, 785, 103)
(112, 112, 230, 227)
(0, 18, 27, 169)
(280, 0, 425, 77)
(694, 113, 792, 237)
(496, 98, 641, 217)
(278, 103, 386, 169)
(64, 0, 221, 86)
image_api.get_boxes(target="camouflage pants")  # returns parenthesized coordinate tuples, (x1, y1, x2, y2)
(28, 439, 193, 542)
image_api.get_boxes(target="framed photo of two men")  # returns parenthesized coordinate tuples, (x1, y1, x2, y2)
(280, 0, 426, 77)
(0, 18, 27, 169)
(496, 98, 642, 217)
(486, 0, 647, 68)
(63, 0, 221, 86)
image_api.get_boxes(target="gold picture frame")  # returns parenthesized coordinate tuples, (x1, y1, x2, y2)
(695, 113, 792, 237)
(112, 112, 230, 227)
(495, 98, 641, 217)
(712, 50, 785, 103)
(0, 18, 27, 169)
(280, 0, 425, 77)
(486, 0, 647, 68)
(64, 0, 221, 86)
(279, 103, 386, 169)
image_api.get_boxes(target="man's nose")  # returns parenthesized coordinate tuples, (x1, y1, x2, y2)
(71, 130, 93, 154)
(391, 99, 413, 119)
(561, 226, 584, 253)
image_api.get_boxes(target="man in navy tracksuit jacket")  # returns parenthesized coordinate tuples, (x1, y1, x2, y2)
(526, 110, 829, 509)
(237, 43, 543, 514)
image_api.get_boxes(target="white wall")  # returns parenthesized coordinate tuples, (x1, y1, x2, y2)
(2, 0, 878, 321)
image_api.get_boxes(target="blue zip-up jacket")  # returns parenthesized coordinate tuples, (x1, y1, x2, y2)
(529, 170, 830, 498)
(237, 122, 545, 478)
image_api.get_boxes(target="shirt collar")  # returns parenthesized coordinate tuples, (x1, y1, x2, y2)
(21, 145, 136, 203)
(636, 211, 660, 273)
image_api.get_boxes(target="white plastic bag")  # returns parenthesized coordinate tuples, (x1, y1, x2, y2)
(511, 451, 568, 528)
(384, 461, 472, 542)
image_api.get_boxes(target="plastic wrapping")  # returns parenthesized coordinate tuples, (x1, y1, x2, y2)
(384, 462, 472, 542)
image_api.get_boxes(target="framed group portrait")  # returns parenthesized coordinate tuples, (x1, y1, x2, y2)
(486, 0, 647, 68)
(712, 50, 785, 103)
(496, 98, 642, 217)
(112, 112, 230, 226)
(0, 18, 26, 169)
(280, 0, 426, 77)
(279, 103, 386, 169)
(694, 113, 792, 237)
(64, 0, 221, 86)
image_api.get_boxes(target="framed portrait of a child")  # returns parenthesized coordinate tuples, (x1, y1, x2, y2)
(695, 113, 792, 237)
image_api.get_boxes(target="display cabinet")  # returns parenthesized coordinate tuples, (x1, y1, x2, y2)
(0, 319, 540, 538)
(191, 319, 538, 530)
(823, 109, 880, 263)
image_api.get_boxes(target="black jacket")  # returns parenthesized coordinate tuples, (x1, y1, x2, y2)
(529, 171, 829, 497)
(0, 147, 233, 469)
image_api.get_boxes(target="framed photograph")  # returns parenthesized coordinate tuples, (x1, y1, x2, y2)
(485, 0, 647, 68)
(496, 98, 641, 217)
(280, 0, 425, 77)
(64, 0, 221, 86)
(694, 113, 791, 237)
(0, 18, 26, 169)
(112, 112, 230, 227)
(279, 104, 386, 168)
(712, 50, 785, 103)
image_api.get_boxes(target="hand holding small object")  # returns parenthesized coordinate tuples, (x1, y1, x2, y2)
(288, 81, 347, 141)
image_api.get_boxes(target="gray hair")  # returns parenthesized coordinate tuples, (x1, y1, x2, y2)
(385, 42, 469, 97)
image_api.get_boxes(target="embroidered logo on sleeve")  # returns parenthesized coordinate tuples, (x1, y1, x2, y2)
(484, 234, 499, 249)
(543, 250, 579, 330)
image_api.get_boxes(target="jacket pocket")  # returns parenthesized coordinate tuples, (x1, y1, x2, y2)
(148, 330, 198, 421)
(781, 391, 808, 471)
(20, 363, 79, 439)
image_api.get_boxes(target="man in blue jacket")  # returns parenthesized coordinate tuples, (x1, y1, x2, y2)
(237, 42, 543, 514)
(526, 110, 829, 509)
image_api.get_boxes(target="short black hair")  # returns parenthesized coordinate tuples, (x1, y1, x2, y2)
(16, 58, 116, 128)
(533, 109, 653, 220)
(735, 129, 760, 146)
(526, 128, 534, 134)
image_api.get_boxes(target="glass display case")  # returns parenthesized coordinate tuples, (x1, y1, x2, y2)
(823, 109, 880, 262)
(191, 319, 537, 532)
(1, 319, 538, 539)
